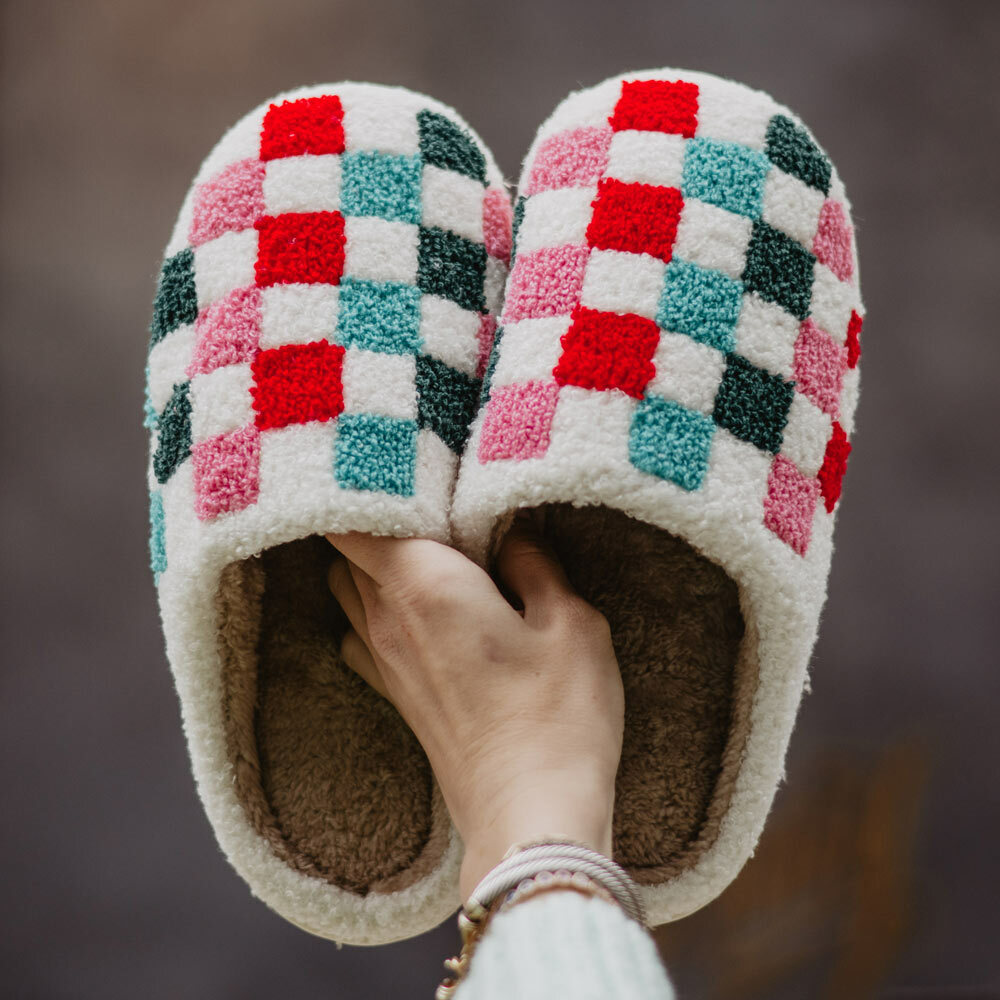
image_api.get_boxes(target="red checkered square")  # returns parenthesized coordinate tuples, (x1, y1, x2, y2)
(255, 211, 346, 287)
(260, 95, 345, 160)
(846, 310, 863, 369)
(586, 178, 682, 263)
(251, 339, 345, 430)
(553, 306, 659, 398)
(610, 79, 699, 137)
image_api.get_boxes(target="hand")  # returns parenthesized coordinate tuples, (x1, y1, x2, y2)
(325, 516, 625, 899)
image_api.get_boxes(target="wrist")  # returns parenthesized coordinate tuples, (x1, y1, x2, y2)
(458, 776, 614, 899)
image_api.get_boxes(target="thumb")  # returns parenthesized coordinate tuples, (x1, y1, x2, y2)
(495, 513, 577, 620)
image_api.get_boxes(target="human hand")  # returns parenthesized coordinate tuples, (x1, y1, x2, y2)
(325, 516, 625, 899)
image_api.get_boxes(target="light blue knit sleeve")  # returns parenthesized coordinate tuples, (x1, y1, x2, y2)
(452, 889, 676, 999)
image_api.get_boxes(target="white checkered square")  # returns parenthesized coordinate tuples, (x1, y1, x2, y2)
(647, 330, 725, 415)
(259, 422, 337, 497)
(259, 284, 339, 349)
(189, 364, 254, 443)
(491, 316, 569, 389)
(341, 96, 420, 155)
(263, 155, 342, 215)
(673, 199, 753, 281)
(343, 217, 418, 283)
(419, 295, 480, 376)
(579, 249, 666, 320)
(809, 262, 855, 344)
(701, 429, 773, 519)
(147, 326, 196, 413)
(839, 366, 860, 436)
(421, 164, 484, 244)
(693, 77, 776, 150)
(761, 168, 825, 248)
(484, 256, 506, 315)
(605, 130, 686, 188)
(780, 392, 832, 477)
(516, 188, 594, 255)
(547, 384, 636, 470)
(341, 348, 417, 420)
(732, 293, 798, 378)
(194, 229, 257, 309)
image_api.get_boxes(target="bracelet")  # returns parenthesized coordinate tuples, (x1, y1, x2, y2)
(463, 841, 646, 924)
(435, 842, 645, 999)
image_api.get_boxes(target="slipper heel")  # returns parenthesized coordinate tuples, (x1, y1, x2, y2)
(145, 83, 509, 944)
(453, 69, 863, 925)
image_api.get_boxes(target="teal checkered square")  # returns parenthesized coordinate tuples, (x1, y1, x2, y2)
(682, 138, 771, 218)
(341, 151, 422, 223)
(629, 395, 715, 491)
(149, 490, 167, 580)
(658, 257, 742, 352)
(337, 277, 422, 354)
(334, 414, 417, 495)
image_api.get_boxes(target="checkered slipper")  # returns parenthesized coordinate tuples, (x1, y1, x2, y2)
(452, 69, 863, 924)
(144, 83, 509, 944)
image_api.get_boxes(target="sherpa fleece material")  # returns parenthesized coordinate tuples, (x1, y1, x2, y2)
(452, 68, 863, 926)
(144, 83, 509, 945)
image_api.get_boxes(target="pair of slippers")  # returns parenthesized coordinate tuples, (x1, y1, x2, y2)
(145, 69, 863, 946)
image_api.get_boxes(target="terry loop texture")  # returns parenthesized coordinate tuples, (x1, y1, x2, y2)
(452, 69, 863, 924)
(145, 83, 509, 944)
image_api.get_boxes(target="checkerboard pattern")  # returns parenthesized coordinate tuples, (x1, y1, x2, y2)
(146, 90, 509, 566)
(479, 76, 862, 556)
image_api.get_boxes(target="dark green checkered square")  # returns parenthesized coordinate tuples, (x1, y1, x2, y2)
(765, 115, 832, 195)
(417, 226, 487, 313)
(417, 110, 486, 183)
(742, 221, 815, 321)
(153, 381, 192, 483)
(150, 249, 198, 347)
(712, 353, 794, 454)
(416, 354, 480, 453)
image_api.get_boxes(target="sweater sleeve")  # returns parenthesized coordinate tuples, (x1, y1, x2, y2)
(452, 889, 676, 1000)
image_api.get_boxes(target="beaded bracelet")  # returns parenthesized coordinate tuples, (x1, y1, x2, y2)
(435, 870, 615, 1000)
(435, 842, 645, 999)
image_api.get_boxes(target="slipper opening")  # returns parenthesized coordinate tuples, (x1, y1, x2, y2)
(215, 535, 451, 895)
(533, 503, 759, 884)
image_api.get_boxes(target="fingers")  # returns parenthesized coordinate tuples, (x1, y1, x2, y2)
(327, 555, 372, 645)
(495, 514, 578, 620)
(340, 627, 390, 700)
(325, 532, 418, 583)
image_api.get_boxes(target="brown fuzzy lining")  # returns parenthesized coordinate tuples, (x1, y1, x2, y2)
(215, 503, 757, 895)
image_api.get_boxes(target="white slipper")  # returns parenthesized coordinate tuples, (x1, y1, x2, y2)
(452, 68, 863, 925)
(144, 83, 510, 944)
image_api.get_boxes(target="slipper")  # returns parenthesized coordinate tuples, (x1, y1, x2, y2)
(144, 83, 510, 944)
(452, 68, 863, 925)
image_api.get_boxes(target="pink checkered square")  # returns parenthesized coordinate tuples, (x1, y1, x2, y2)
(763, 455, 820, 555)
(188, 286, 262, 377)
(812, 199, 854, 282)
(189, 158, 266, 247)
(478, 380, 560, 462)
(482, 186, 513, 262)
(476, 314, 497, 379)
(524, 126, 613, 195)
(502, 245, 590, 323)
(192, 424, 261, 520)
(793, 319, 848, 417)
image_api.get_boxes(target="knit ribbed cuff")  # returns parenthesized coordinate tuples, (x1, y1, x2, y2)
(452, 889, 675, 1000)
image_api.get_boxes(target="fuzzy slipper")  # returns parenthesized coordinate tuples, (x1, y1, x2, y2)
(144, 83, 510, 944)
(452, 69, 863, 925)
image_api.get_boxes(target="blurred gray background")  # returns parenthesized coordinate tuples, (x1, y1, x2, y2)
(2, 1, 998, 997)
